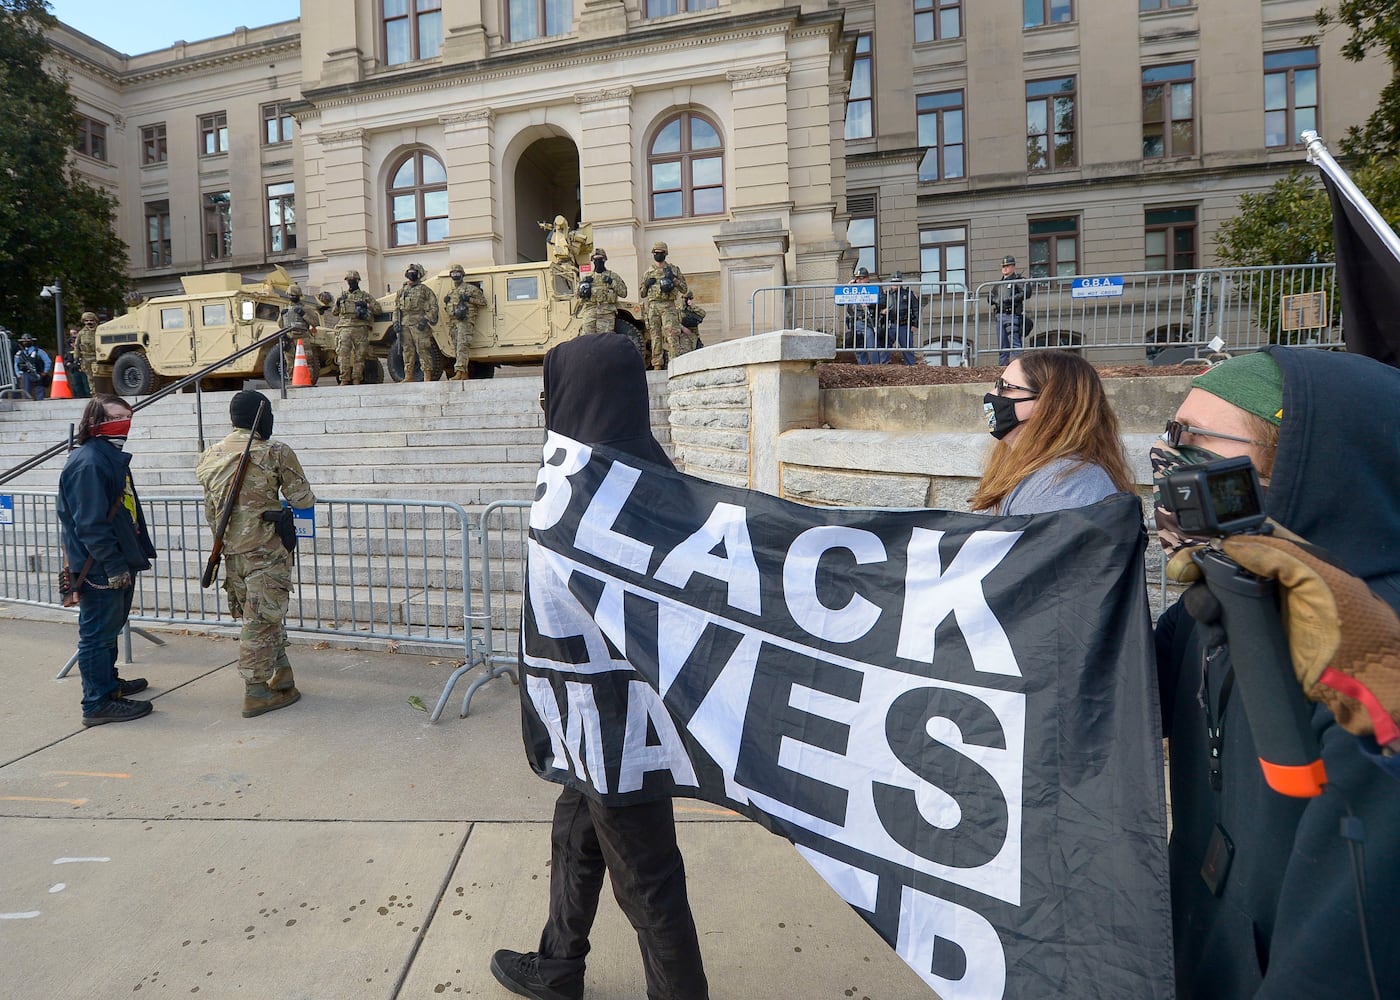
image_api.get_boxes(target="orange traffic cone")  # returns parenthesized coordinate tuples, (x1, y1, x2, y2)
(50, 355, 73, 399)
(291, 339, 313, 387)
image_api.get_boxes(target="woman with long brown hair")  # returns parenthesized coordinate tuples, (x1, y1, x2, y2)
(971, 350, 1134, 514)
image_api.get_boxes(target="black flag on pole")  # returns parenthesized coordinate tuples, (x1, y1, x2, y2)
(1319, 168, 1400, 368)
(521, 433, 1173, 999)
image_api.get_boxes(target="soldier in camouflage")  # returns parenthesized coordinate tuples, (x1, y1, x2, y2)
(196, 390, 317, 718)
(394, 263, 440, 381)
(332, 270, 382, 385)
(77, 311, 99, 381)
(442, 264, 488, 380)
(640, 241, 688, 370)
(575, 248, 630, 337)
(280, 284, 318, 337)
(679, 292, 705, 356)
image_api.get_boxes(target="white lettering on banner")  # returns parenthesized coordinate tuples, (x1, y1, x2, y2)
(531, 432, 593, 531)
(574, 461, 654, 573)
(527, 550, 1025, 906)
(897, 884, 1007, 999)
(525, 673, 570, 772)
(618, 679, 699, 793)
(654, 502, 763, 615)
(527, 544, 632, 674)
(783, 525, 887, 643)
(564, 679, 609, 792)
(896, 528, 1022, 676)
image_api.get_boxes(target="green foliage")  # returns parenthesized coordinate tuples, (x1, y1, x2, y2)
(0, 0, 128, 351)
(1316, 1, 1400, 160)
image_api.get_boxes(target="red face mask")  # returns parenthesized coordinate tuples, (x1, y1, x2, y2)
(93, 418, 132, 438)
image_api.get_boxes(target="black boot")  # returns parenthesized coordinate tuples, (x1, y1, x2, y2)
(489, 951, 583, 1000)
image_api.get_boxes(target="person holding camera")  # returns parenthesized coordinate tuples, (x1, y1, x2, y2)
(988, 255, 1034, 366)
(394, 263, 441, 382)
(640, 241, 688, 370)
(574, 248, 629, 339)
(331, 270, 382, 386)
(13, 333, 52, 400)
(443, 264, 488, 380)
(197, 391, 317, 718)
(1151, 348, 1400, 999)
(971, 350, 1133, 514)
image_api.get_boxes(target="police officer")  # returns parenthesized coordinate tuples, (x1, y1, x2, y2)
(878, 271, 920, 366)
(442, 264, 488, 380)
(331, 270, 382, 386)
(640, 241, 688, 370)
(196, 390, 317, 718)
(575, 248, 629, 337)
(394, 263, 440, 382)
(845, 267, 879, 364)
(14, 334, 52, 400)
(988, 254, 1034, 366)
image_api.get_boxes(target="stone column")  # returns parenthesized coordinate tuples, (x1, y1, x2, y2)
(442, 109, 500, 265)
(576, 87, 639, 286)
(314, 127, 377, 282)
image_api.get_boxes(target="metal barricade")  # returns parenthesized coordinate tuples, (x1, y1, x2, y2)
(0, 330, 16, 397)
(750, 283, 972, 365)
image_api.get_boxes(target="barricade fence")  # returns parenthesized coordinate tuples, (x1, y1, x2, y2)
(751, 263, 1343, 366)
(0, 330, 16, 395)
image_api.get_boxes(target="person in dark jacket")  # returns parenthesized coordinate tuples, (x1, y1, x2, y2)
(877, 271, 919, 365)
(1152, 347, 1400, 999)
(491, 334, 708, 1000)
(988, 254, 1034, 365)
(56, 394, 158, 726)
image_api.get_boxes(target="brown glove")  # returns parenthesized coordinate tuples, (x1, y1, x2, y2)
(1180, 532, 1400, 752)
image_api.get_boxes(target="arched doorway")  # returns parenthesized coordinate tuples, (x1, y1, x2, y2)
(512, 134, 580, 263)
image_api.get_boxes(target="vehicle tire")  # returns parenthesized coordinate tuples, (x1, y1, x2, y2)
(387, 339, 431, 382)
(362, 357, 384, 385)
(301, 346, 322, 387)
(467, 361, 496, 379)
(111, 352, 155, 396)
(614, 315, 646, 361)
(263, 344, 289, 388)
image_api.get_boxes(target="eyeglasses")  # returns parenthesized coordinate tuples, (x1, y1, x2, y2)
(993, 377, 1038, 397)
(1162, 419, 1272, 449)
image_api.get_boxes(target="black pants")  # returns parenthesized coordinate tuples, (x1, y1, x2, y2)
(537, 786, 709, 1000)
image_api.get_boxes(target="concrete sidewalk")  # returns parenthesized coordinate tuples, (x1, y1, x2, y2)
(0, 604, 927, 999)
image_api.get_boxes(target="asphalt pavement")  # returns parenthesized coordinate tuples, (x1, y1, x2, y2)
(0, 604, 928, 999)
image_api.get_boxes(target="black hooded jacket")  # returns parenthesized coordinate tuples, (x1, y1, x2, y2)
(1155, 346, 1400, 998)
(542, 332, 672, 468)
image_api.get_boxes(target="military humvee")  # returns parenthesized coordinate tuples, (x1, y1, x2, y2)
(92, 272, 348, 397)
(370, 259, 643, 380)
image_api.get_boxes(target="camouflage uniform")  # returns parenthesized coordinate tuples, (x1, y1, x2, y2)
(442, 266, 488, 379)
(641, 242, 688, 370)
(332, 271, 382, 385)
(395, 265, 440, 381)
(197, 424, 316, 688)
(575, 253, 629, 336)
(679, 297, 706, 357)
(279, 285, 319, 338)
(77, 312, 99, 379)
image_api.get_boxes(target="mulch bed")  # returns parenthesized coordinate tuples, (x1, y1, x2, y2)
(817, 362, 1210, 389)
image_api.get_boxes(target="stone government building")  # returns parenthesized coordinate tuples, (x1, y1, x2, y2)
(51, 1, 1384, 343)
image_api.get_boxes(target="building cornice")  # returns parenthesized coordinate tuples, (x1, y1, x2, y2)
(48, 34, 301, 87)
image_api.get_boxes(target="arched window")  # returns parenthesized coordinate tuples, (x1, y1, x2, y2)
(388, 150, 448, 247)
(648, 111, 724, 220)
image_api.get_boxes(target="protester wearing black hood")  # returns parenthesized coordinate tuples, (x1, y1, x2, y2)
(1152, 346, 1400, 998)
(491, 334, 708, 1000)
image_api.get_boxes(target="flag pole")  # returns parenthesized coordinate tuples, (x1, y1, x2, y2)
(1302, 130, 1400, 263)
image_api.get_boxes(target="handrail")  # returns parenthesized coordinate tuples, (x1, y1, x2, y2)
(0, 324, 295, 488)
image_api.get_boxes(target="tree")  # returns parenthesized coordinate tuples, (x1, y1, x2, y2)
(1315, 1, 1400, 160)
(0, 0, 127, 354)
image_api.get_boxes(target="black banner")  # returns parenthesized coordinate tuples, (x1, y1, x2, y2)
(522, 433, 1173, 998)
(1320, 167, 1400, 369)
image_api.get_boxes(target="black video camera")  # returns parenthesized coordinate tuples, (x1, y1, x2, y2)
(1163, 456, 1267, 538)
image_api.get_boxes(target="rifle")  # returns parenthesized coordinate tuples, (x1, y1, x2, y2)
(201, 398, 267, 589)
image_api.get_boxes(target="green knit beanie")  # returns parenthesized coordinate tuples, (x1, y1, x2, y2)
(1191, 352, 1284, 425)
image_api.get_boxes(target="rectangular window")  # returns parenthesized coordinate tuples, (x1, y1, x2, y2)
(1024, 0, 1072, 28)
(507, 276, 540, 300)
(1265, 48, 1319, 149)
(202, 303, 229, 326)
(262, 102, 294, 145)
(914, 0, 961, 42)
(267, 182, 296, 254)
(75, 116, 107, 161)
(1142, 63, 1195, 159)
(1145, 206, 1197, 271)
(1140, 0, 1192, 9)
(507, 0, 571, 42)
(159, 307, 185, 331)
(1029, 217, 1079, 278)
(646, 0, 717, 14)
(920, 225, 968, 288)
(848, 195, 877, 275)
(1026, 77, 1076, 172)
(144, 200, 172, 269)
(845, 34, 873, 141)
(140, 123, 167, 166)
(385, 0, 443, 64)
(199, 112, 228, 157)
(203, 191, 232, 261)
(917, 91, 965, 182)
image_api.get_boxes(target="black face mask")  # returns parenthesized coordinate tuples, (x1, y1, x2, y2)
(592, 260, 606, 273)
(451, 273, 464, 284)
(982, 393, 1024, 440)
(406, 270, 420, 282)
(347, 280, 359, 291)
(653, 253, 665, 263)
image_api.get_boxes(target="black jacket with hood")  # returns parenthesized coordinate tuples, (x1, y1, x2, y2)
(543, 332, 672, 469)
(1155, 345, 1400, 999)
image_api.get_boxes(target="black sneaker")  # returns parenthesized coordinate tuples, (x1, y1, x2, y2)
(489, 950, 584, 1000)
(82, 697, 154, 727)
(115, 676, 149, 696)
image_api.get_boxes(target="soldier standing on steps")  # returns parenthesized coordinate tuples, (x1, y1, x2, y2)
(640, 241, 688, 370)
(280, 284, 318, 338)
(197, 391, 317, 719)
(442, 264, 488, 380)
(332, 270, 381, 386)
(395, 263, 440, 382)
(575, 248, 632, 341)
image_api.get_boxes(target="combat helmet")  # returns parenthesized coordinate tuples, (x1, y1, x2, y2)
(651, 241, 668, 254)
(591, 248, 608, 262)
(80, 311, 99, 324)
(344, 270, 361, 282)
(287, 283, 303, 298)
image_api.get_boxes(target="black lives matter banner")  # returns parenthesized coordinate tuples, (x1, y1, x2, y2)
(521, 433, 1173, 999)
